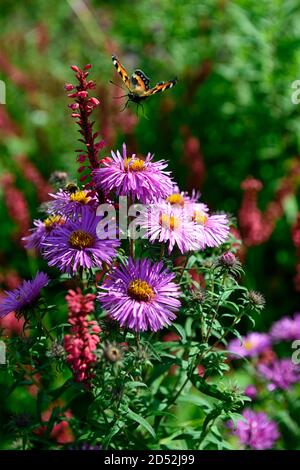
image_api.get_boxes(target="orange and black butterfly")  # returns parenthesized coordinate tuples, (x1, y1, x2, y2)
(111, 55, 177, 109)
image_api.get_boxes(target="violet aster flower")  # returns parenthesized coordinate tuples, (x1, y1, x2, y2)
(138, 202, 201, 254)
(258, 359, 300, 391)
(23, 215, 66, 250)
(42, 208, 120, 273)
(98, 258, 181, 332)
(0, 272, 49, 319)
(229, 408, 279, 450)
(93, 143, 174, 203)
(228, 332, 271, 358)
(270, 313, 300, 342)
(48, 189, 98, 218)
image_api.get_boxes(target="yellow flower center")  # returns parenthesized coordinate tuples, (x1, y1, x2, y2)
(127, 279, 154, 302)
(70, 190, 90, 204)
(193, 210, 208, 225)
(244, 340, 253, 351)
(160, 213, 181, 231)
(124, 158, 146, 172)
(44, 215, 65, 230)
(69, 230, 94, 249)
(166, 193, 185, 207)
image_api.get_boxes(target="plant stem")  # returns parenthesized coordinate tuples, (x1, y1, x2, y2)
(179, 253, 191, 283)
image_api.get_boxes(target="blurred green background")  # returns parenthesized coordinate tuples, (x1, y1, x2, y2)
(0, 0, 300, 337)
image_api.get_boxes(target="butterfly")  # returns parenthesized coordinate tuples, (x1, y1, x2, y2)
(111, 55, 177, 110)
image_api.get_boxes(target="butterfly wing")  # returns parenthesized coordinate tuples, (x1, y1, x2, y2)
(130, 69, 151, 96)
(145, 78, 177, 97)
(112, 55, 131, 90)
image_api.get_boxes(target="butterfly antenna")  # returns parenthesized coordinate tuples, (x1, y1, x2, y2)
(109, 80, 126, 91)
(120, 100, 129, 112)
(113, 94, 128, 99)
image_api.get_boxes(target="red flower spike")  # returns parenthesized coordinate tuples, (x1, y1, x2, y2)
(66, 64, 106, 200)
(65, 83, 74, 91)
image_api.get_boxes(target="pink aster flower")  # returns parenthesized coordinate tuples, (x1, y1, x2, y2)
(258, 359, 300, 391)
(98, 258, 181, 332)
(192, 209, 229, 249)
(270, 313, 300, 342)
(138, 202, 201, 254)
(0, 272, 49, 319)
(229, 408, 279, 450)
(228, 332, 271, 358)
(165, 184, 205, 209)
(48, 188, 98, 218)
(22, 215, 66, 251)
(92, 143, 174, 203)
(42, 207, 120, 273)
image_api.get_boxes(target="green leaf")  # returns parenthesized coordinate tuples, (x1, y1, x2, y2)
(127, 408, 156, 439)
(178, 394, 212, 412)
(173, 323, 187, 343)
(277, 410, 300, 435)
(126, 381, 148, 390)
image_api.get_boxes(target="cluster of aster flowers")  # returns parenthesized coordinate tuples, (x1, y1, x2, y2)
(64, 288, 101, 383)
(227, 309, 300, 449)
(21, 133, 230, 332)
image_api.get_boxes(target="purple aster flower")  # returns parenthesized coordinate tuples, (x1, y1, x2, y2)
(192, 210, 229, 249)
(98, 258, 181, 332)
(244, 385, 258, 400)
(92, 143, 174, 203)
(138, 202, 201, 254)
(48, 189, 98, 218)
(270, 313, 300, 342)
(258, 359, 300, 391)
(229, 408, 279, 450)
(22, 215, 66, 250)
(228, 332, 271, 358)
(0, 272, 49, 319)
(42, 208, 120, 273)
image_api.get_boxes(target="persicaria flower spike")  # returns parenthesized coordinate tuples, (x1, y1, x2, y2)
(64, 288, 101, 383)
(66, 64, 104, 184)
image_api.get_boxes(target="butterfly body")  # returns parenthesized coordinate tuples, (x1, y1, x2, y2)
(112, 55, 177, 106)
